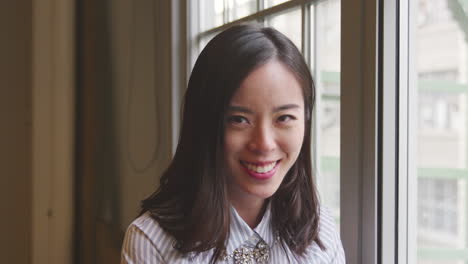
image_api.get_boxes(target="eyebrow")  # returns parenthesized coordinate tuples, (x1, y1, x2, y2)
(227, 104, 300, 114)
(273, 104, 300, 112)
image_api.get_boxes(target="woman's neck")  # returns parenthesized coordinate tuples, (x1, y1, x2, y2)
(230, 196, 267, 228)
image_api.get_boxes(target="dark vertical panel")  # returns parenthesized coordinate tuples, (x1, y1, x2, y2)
(75, 0, 176, 263)
(0, 1, 32, 264)
(76, 0, 122, 261)
(75, 0, 98, 262)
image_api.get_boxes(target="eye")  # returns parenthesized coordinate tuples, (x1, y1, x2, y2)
(227, 115, 249, 124)
(277, 114, 296, 123)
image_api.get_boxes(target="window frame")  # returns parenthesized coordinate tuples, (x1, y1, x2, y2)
(397, 0, 418, 263)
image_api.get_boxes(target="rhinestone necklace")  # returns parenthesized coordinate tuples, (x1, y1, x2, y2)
(222, 233, 281, 264)
(222, 240, 270, 264)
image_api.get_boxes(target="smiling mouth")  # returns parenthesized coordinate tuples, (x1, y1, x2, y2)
(240, 160, 281, 174)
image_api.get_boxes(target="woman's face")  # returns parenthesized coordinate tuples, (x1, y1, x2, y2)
(224, 60, 305, 206)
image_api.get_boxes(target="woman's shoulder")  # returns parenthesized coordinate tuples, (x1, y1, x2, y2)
(318, 206, 339, 237)
(122, 212, 214, 263)
(127, 212, 154, 233)
(122, 211, 184, 263)
(129, 211, 159, 231)
(125, 211, 176, 246)
(302, 205, 345, 263)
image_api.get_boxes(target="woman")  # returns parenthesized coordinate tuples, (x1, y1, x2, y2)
(121, 24, 345, 263)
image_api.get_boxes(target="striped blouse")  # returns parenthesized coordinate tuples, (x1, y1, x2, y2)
(121, 205, 345, 263)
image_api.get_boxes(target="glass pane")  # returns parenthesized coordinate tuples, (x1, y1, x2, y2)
(311, 0, 341, 226)
(198, 20, 260, 56)
(414, 0, 468, 263)
(200, 0, 224, 31)
(227, 0, 257, 22)
(200, 0, 257, 31)
(266, 8, 302, 52)
(264, 0, 288, 8)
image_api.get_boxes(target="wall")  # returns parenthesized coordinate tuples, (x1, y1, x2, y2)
(107, 0, 174, 231)
(75, 0, 185, 262)
(0, 1, 32, 264)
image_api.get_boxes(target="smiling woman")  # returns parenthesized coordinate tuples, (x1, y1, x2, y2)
(120, 24, 345, 264)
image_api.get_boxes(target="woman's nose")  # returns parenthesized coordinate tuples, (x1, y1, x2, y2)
(247, 124, 276, 154)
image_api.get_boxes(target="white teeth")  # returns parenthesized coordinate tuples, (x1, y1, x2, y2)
(244, 161, 276, 173)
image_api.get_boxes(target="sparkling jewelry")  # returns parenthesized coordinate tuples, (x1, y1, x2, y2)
(222, 240, 270, 264)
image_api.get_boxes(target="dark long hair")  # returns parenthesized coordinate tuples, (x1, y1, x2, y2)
(141, 24, 324, 262)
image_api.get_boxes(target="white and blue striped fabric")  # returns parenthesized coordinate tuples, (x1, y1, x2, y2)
(121, 205, 345, 263)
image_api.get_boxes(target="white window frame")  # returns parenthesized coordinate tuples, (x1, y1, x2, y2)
(398, 0, 418, 263)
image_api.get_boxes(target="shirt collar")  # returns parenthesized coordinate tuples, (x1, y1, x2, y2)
(226, 203, 276, 254)
(253, 205, 276, 245)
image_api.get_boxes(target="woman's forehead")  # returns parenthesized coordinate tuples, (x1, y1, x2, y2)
(229, 61, 304, 107)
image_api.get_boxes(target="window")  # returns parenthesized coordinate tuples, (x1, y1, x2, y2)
(191, 0, 342, 226)
(411, 0, 468, 263)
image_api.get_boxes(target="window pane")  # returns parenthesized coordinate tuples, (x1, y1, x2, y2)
(198, 20, 260, 55)
(266, 8, 302, 52)
(197, 0, 342, 229)
(311, 0, 341, 226)
(227, 0, 257, 22)
(200, 0, 257, 32)
(414, 0, 468, 263)
(264, 0, 288, 8)
(200, 0, 224, 31)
